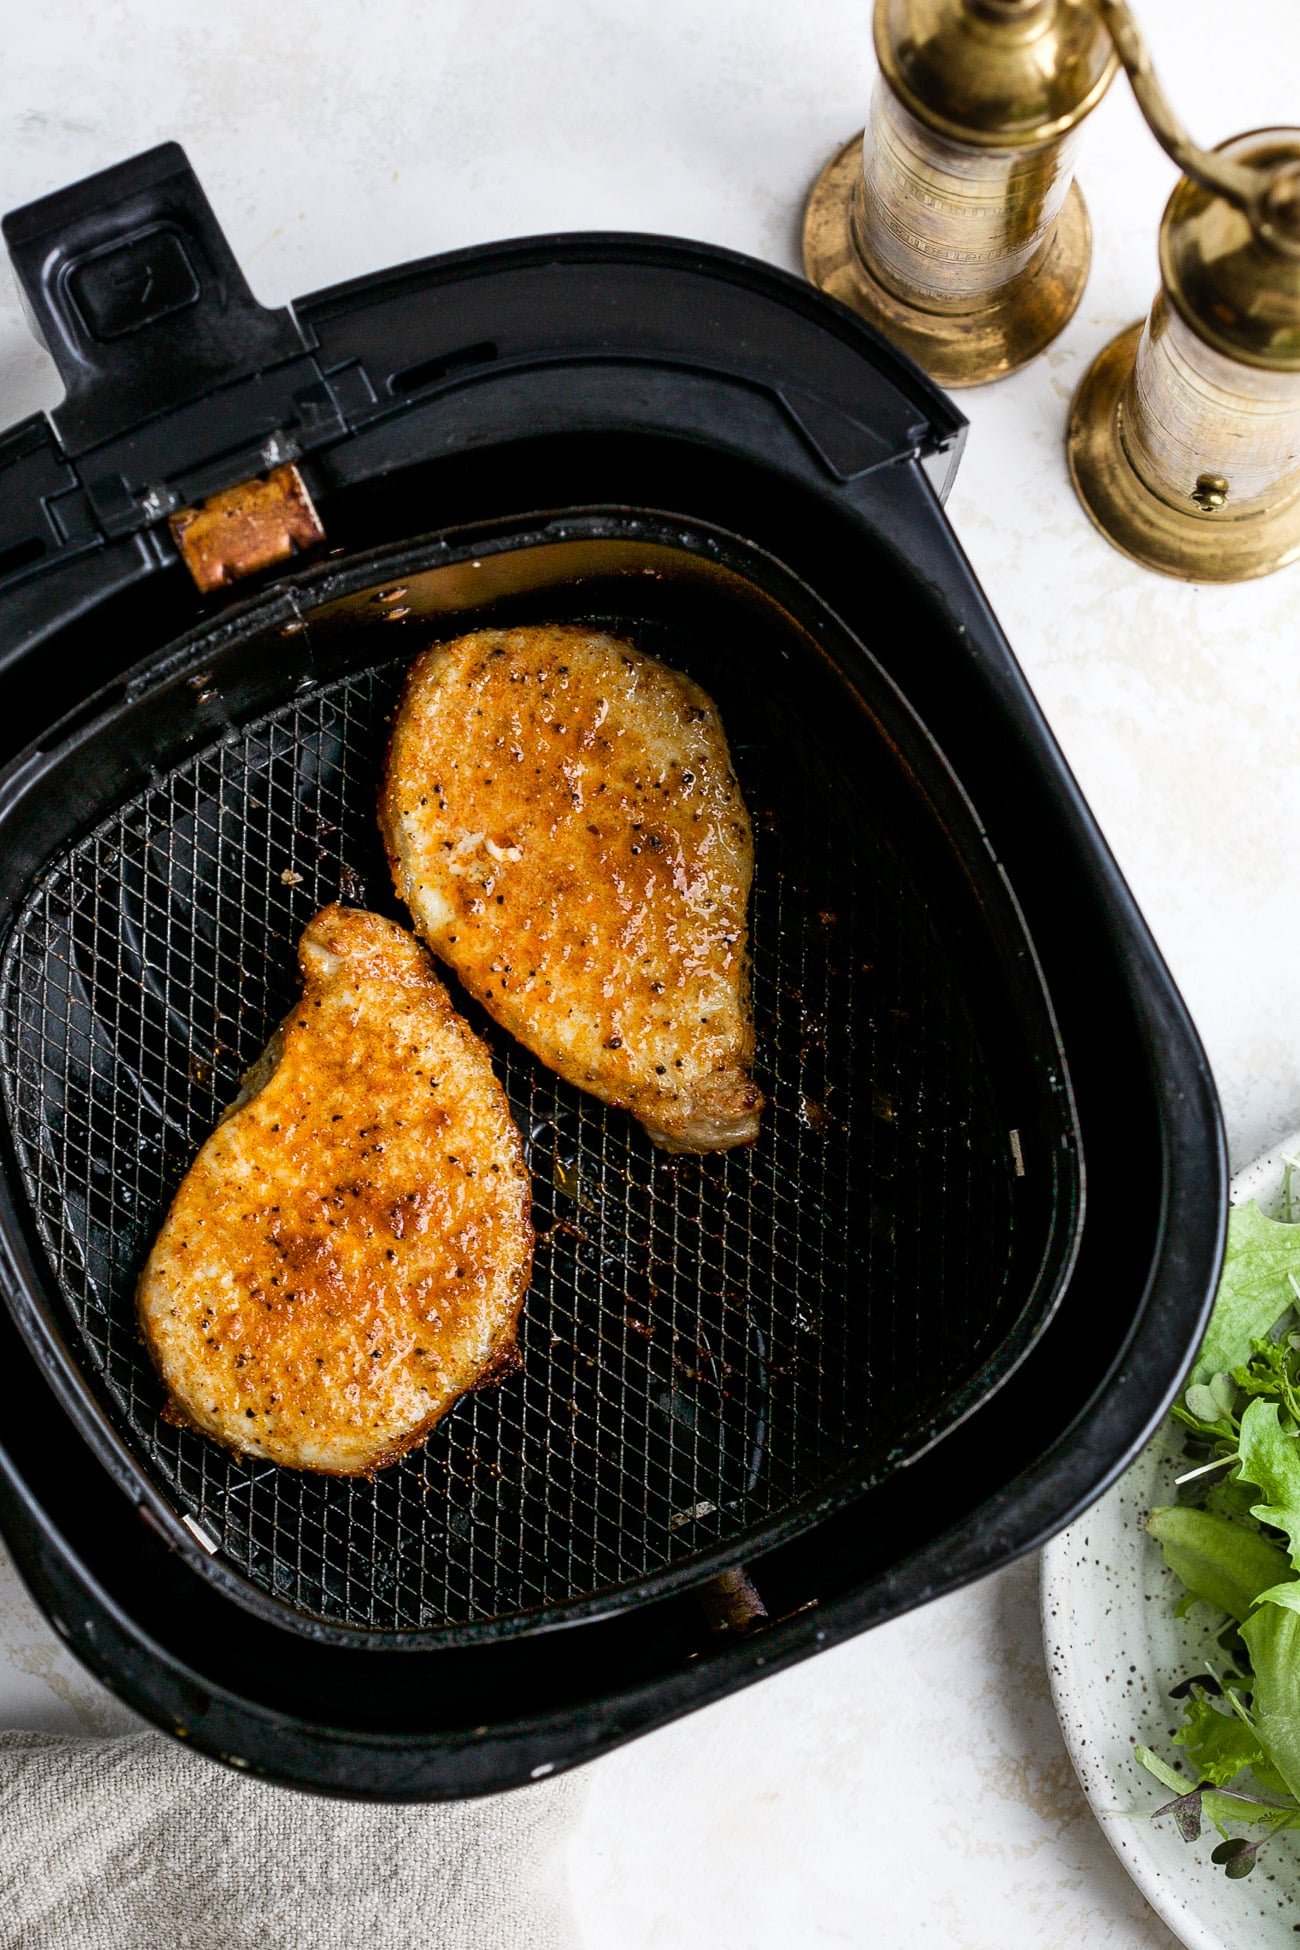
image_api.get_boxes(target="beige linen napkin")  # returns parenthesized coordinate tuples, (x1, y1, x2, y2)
(0, 1729, 579, 1950)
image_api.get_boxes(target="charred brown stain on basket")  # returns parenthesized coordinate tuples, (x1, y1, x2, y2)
(698, 1565, 769, 1635)
(337, 862, 367, 905)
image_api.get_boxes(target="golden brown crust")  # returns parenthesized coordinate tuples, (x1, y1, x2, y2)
(136, 905, 533, 1475)
(379, 625, 763, 1151)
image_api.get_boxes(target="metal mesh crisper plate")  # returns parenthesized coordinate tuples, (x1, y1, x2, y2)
(0, 609, 1015, 1636)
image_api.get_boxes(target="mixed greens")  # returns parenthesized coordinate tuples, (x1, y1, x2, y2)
(1140, 1178, 1300, 1877)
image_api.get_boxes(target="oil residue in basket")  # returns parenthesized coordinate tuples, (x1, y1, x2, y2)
(551, 1153, 580, 1200)
(524, 1114, 585, 1206)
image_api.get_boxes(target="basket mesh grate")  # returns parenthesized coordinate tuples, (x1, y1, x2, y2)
(0, 619, 1013, 1632)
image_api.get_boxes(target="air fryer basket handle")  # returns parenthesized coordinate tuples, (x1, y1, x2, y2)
(2, 142, 307, 455)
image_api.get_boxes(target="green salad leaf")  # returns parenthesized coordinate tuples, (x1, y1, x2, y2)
(1136, 1177, 1300, 1877)
(1238, 1399, 1300, 1567)
(1255, 1582, 1300, 1615)
(1174, 1693, 1272, 1786)
(1242, 1602, 1300, 1804)
(1147, 1504, 1289, 1621)
(1205, 1472, 1262, 1525)
(1190, 1202, 1300, 1388)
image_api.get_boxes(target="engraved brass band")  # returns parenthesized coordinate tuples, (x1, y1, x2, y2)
(1068, 129, 1300, 581)
(803, 0, 1115, 386)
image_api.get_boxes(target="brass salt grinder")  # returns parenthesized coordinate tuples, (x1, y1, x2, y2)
(802, 0, 1300, 582)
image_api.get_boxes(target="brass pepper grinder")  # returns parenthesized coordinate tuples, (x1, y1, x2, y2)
(802, 0, 1119, 387)
(1067, 8, 1300, 579)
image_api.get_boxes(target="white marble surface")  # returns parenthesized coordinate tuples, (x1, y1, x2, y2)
(1, 1, 1298, 1944)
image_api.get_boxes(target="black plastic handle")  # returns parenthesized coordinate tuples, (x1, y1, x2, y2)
(2, 142, 306, 455)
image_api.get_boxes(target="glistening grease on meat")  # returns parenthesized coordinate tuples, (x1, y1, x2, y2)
(380, 624, 763, 1152)
(137, 905, 532, 1474)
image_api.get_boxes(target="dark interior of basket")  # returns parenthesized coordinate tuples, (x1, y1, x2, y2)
(0, 552, 1051, 1637)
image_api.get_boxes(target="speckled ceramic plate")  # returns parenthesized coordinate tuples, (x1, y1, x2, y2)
(1042, 1130, 1300, 1950)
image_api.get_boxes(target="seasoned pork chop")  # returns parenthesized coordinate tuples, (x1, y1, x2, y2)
(137, 905, 532, 1474)
(380, 625, 763, 1152)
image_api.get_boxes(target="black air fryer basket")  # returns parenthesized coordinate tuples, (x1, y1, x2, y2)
(0, 145, 1224, 1798)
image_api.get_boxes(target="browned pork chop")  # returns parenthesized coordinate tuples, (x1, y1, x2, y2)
(380, 624, 762, 1151)
(137, 905, 532, 1473)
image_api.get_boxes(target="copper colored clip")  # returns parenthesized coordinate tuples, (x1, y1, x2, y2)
(169, 462, 324, 594)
